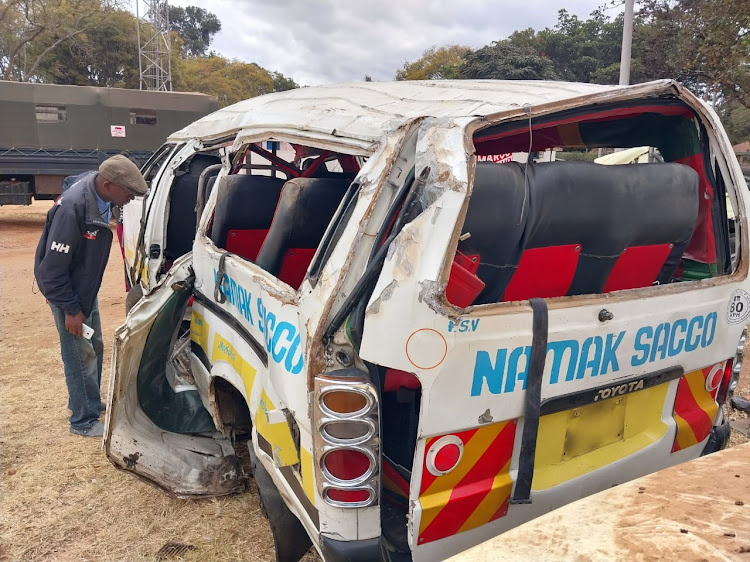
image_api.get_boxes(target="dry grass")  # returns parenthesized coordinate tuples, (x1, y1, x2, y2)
(0, 203, 281, 562)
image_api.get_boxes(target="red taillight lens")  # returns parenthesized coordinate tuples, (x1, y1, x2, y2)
(323, 449, 371, 482)
(325, 488, 371, 503)
(717, 359, 734, 405)
(426, 435, 464, 476)
(433, 443, 461, 473)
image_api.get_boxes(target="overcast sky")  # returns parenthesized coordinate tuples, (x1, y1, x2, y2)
(158, 1, 622, 86)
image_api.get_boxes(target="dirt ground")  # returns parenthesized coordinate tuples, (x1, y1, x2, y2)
(0, 202, 278, 561)
(1, 201, 748, 561)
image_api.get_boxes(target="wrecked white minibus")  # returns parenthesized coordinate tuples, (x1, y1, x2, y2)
(106, 80, 747, 561)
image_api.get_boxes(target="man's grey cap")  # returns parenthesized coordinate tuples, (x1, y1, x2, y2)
(99, 155, 147, 196)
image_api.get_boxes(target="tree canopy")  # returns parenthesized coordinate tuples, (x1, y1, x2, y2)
(168, 5, 220, 58)
(0, 0, 298, 105)
(174, 56, 298, 107)
(459, 41, 558, 80)
(393, 0, 749, 118)
(396, 45, 470, 81)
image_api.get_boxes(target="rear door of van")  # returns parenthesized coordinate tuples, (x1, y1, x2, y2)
(358, 89, 748, 560)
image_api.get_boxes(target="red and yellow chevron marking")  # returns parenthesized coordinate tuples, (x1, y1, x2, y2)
(418, 420, 516, 545)
(672, 366, 721, 452)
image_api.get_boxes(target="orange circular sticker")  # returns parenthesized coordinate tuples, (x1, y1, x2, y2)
(406, 328, 447, 370)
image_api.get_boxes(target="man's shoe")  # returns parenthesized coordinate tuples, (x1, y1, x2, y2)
(100, 401, 107, 413)
(70, 421, 104, 437)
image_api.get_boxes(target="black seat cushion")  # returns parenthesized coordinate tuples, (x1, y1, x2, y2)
(255, 177, 351, 278)
(209, 174, 286, 256)
(458, 162, 529, 304)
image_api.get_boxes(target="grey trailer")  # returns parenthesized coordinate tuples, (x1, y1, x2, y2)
(0, 81, 218, 205)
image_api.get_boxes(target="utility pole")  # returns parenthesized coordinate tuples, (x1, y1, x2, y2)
(619, 0, 635, 86)
(136, 0, 172, 91)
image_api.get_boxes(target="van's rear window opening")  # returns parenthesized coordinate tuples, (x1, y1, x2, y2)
(445, 100, 731, 308)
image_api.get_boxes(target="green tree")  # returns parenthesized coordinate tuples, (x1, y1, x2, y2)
(720, 101, 750, 144)
(271, 71, 298, 92)
(0, 0, 113, 81)
(168, 5, 220, 58)
(395, 45, 471, 80)
(458, 41, 557, 80)
(174, 55, 275, 106)
(637, 0, 750, 107)
(506, 10, 625, 84)
(35, 8, 139, 87)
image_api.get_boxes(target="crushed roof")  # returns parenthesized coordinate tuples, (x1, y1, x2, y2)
(169, 79, 674, 146)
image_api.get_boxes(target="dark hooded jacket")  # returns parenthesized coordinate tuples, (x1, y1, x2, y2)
(34, 172, 113, 318)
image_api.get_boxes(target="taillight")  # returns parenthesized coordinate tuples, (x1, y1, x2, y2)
(325, 488, 372, 503)
(315, 371, 379, 507)
(320, 388, 370, 416)
(718, 328, 746, 405)
(426, 435, 464, 476)
(322, 448, 374, 483)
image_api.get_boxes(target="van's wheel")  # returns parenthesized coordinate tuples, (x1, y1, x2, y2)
(125, 285, 143, 314)
(247, 441, 313, 562)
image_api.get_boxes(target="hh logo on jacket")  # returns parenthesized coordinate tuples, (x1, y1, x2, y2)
(50, 241, 70, 253)
(84, 230, 98, 240)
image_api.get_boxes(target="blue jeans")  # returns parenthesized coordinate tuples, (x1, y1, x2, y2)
(50, 299, 103, 431)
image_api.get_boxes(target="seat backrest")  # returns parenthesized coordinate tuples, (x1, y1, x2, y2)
(255, 177, 351, 288)
(455, 162, 529, 304)
(500, 161, 699, 301)
(209, 174, 286, 262)
(165, 154, 221, 260)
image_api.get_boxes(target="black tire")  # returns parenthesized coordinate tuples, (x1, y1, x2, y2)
(125, 285, 143, 314)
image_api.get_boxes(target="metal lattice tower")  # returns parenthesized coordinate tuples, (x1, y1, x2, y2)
(136, 0, 172, 91)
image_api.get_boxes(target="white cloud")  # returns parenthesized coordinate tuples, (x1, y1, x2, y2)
(162, 0, 622, 86)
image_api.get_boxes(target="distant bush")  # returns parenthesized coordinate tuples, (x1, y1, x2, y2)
(556, 151, 598, 162)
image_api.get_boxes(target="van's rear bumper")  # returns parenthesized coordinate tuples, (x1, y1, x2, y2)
(319, 535, 382, 562)
(701, 419, 731, 456)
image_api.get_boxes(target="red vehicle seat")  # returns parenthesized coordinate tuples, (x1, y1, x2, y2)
(209, 174, 285, 262)
(501, 161, 699, 301)
(255, 177, 351, 289)
(451, 161, 699, 305)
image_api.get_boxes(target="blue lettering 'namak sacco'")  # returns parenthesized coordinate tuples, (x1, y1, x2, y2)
(471, 312, 716, 396)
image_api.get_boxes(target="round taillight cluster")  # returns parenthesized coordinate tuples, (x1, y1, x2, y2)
(315, 377, 379, 508)
(705, 363, 724, 393)
(426, 435, 464, 477)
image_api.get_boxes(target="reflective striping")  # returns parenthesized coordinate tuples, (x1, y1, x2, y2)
(418, 421, 515, 544)
(457, 457, 512, 533)
(211, 334, 257, 400)
(255, 390, 299, 467)
(672, 367, 720, 452)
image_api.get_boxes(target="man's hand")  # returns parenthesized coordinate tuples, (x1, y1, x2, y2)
(65, 312, 86, 337)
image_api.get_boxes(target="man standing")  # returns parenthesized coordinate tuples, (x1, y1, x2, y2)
(34, 155, 147, 437)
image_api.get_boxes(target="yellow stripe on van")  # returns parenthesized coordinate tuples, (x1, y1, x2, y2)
(300, 447, 316, 505)
(255, 390, 299, 467)
(673, 411, 699, 450)
(532, 382, 669, 490)
(211, 334, 257, 400)
(190, 310, 210, 350)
